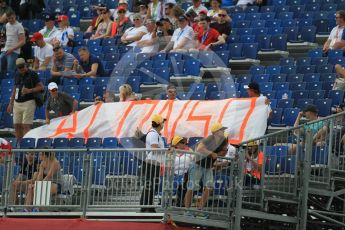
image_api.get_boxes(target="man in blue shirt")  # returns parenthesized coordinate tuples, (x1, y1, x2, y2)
(73, 47, 105, 78)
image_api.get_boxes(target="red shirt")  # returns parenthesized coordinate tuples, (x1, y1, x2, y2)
(197, 28, 220, 50)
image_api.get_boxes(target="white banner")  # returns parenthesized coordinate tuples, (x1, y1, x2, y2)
(25, 98, 269, 144)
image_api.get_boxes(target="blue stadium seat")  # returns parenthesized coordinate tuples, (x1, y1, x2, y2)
(269, 108, 283, 126)
(312, 146, 328, 165)
(300, 26, 317, 43)
(234, 20, 251, 28)
(138, 60, 152, 69)
(199, 51, 216, 68)
(308, 90, 325, 100)
(188, 137, 203, 149)
(252, 28, 269, 36)
(260, 82, 273, 92)
(329, 57, 345, 66)
(53, 138, 69, 148)
(152, 60, 169, 69)
(306, 82, 323, 91)
(266, 65, 281, 75)
(277, 99, 294, 109)
(272, 0, 287, 5)
(276, 90, 292, 99)
(63, 85, 79, 95)
(296, 57, 311, 66)
(313, 19, 330, 34)
(236, 74, 252, 84)
(281, 66, 297, 75)
(304, 73, 320, 82)
(79, 77, 94, 86)
(188, 83, 205, 94)
(315, 99, 332, 117)
(103, 137, 118, 148)
(270, 74, 286, 82)
(214, 51, 230, 67)
(328, 90, 345, 106)
(242, 43, 258, 59)
(177, 92, 189, 100)
(250, 65, 265, 75)
(69, 138, 85, 148)
(311, 57, 328, 66)
(256, 34, 271, 50)
(80, 85, 95, 102)
(282, 108, 300, 126)
(154, 68, 170, 84)
(273, 82, 289, 91)
(320, 73, 336, 82)
(322, 81, 334, 92)
(62, 78, 78, 86)
(287, 74, 303, 82)
(170, 60, 184, 76)
(260, 5, 275, 13)
(184, 60, 200, 76)
(229, 43, 243, 59)
(232, 13, 246, 22)
(263, 91, 276, 99)
(36, 138, 52, 148)
(278, 12, 294, 20)
(20, 138, 36, 148)
(7, 138, 17, 149)
(265, 19, 281, 27)
(205, 83, 222, 99)
(253, 74, 270, 83)
(245, 12, 261, 20)
(152, 53, 167, 61)
(251, 20, 266, 28)
(296, 98, 314, 110)
(240, 35, 256, 43)
(308, 48, 323, 58)
(280, 57, 295, 66)
(95, 77, 110, 86)
(102, 46, 119, 54)
(126, 76, 141, 93)
(289, 5, 305, 16)
(209, 91, 227, 100)
(93, 84, 107, 97)
(190, 92, 206, 100)
(283, 27, 299, 41)
(297, 65, 316, 74)
(292, 90, 309, 100)
(261, 12, 276, 20)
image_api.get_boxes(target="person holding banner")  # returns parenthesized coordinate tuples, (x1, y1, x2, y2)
(140, 114, 166, 213)
(119, 84, 137, 102)
(184, 122, 227, 219)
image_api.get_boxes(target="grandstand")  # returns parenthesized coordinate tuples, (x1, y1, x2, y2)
(0, 0, 345, 229)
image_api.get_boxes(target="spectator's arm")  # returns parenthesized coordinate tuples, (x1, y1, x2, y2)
(150, 144, 160, 148)
(209, 35, 225, 48)
(221, 33, 228, 41)
(335, 64, 345, 79)
(39, 56, 52, 70)
(32, 82, 44, 93)
(313, 125, 328, 143)
(196, 142, 216, 158)
(33, 57, 40, 70)
(293, 112, 304, 135)
(8, 33, 25, 53)
(6, 86, 16, 113)
(172, 37, 189, 50)
(0, 14, 7, 23)
(76, 63, 98, 78)
(37, 164, 44, 181)
(323, 39, 331, 52)
(137, 35, 158, 47)
(45, 108, 50, 124)
(43, 161, 59, 181)
(161, 41, 174, 52)
(72, 99, 78, 113)
(332, 40, 345, 49)
(126, 31, 146, 43)
(50, 60, 62, 77)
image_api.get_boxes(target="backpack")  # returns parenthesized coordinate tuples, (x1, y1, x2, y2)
(134, 129, 160, 148)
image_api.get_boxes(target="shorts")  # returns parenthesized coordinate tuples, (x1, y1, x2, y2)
(13, 100, 36, 125)
(187, 163, 214, 191)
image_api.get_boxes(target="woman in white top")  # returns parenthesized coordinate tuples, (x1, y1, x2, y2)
(90, 9, 113, 40)
(146, 0, 163, 22)
(121, 13, 148, 47)
(52, 15, 74, 47)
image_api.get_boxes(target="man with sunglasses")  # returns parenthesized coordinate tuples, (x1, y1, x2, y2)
(323, 10, 345, 54)
(50, 42, 77, 84)
(45, 82, 78, 125)
(39, 14, 59, 43)
(31, 32, 53, 71)
(210, 9, 231, 40)
(110, 0, 132, 21)
(7, 58, 44, 144)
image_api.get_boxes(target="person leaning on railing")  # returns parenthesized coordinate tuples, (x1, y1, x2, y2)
(244, 141, 263, 187)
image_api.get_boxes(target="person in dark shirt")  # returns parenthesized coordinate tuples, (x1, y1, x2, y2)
(73, 46, 105, 78)
(7, 58, 44, 144)
(210, 9, 231, 40)
(45, 82, 78, 124)
(10, 151, 39, 205)
(184, 122, 227, 218)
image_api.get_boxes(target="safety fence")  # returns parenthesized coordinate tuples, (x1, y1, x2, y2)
(0, 111, 344, 230)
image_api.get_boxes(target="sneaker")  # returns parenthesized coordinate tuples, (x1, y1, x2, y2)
(184, 210, 195, 217)
(23, 208, 29, 212)
(32, 208, 39, 212)
(195, 212, 209, 219)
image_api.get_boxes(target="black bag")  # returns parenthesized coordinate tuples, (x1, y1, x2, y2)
(30, 74, 46, 107)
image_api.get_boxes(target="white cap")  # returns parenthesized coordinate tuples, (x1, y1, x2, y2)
(243, 85, 249, 89)
(48, 82, 58, 90)
(165, 0, 176, 4)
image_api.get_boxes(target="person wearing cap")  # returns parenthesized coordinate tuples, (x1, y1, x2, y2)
(86, 4, 106, 33)
(73, 47, 105, 78)
(90, 8, 113, 40)
(136, 19, 159, 53)
(121, 13, 147, 46)
(171, 135, 193, 207)
(32, 32, 54, 70)
(184, 122, 228, 218)
(161, 15, 195, 52)
(50, 41, 77, 83)
(7, 58, 44, 143)
(140, 114, 166, 213)
(146, 0, 163, 22)
(195, 16, 225, 50)
(210, 9, 231, 40)
(52, 15, 74, 47)
(119, 83, 137, 102)
(163, 2, 176, 29)
(45, 82, 78, 124)
(244, 141, 263, 186)
(333, 64, 345, 91)
(156, 18, 174, 48)
(0, 10, 25, 72)
(39, 14, 59, 43)
(138, 1, 148, 20)
(110, 0, 133, 21)
(110, 5, 133, 37)
(0, 0, 12, 24)
(246, 81, 272, 118)
(187, 0, 208, 15)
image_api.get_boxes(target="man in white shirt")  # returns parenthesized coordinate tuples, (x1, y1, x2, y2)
(186, 0, 208, 15)
(121, 13, 148, 47)
(0, 10, 25, 72)
(323, 10, 345, 53)
(31, 32, 53, 70)
(39, 14, 59, 44)
(161, 15, 195, 52)
(136, 19, 159, 53)
(140, 114, 166, 213)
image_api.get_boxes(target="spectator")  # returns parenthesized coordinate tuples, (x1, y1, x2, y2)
(0, 0, 12, 24)
(186, 0, 208, 15)
(19, 0, 44, 20)
(207, 0, 221, 19)
(119, 84, 137, 102)
(52, 15, 74, 47)
(10, 151, 39, 205)
(31, 32, 53, 70)
(196, 16, 225, 50)
(86, 4, 105, 33)
(45, 82, 78, 124)
(184, 122, 227, 218)
(90, 8, 113, 40)
(110, 6, 133, 37)
(0, 137, 12, 164)
(19, 28, 33, 62)
(171, 135, 193, 207)
(245, 82, 271, 117)
(244, 141, 263, 186)
(166, 84, 178, 100)
(163, 2, 176, 29)
(136, 19, 159, 53)
(73, 47, 105, 78)
(323, 10, 345, 54)
(94, 91, 116, 104)
(156, 18, 174, 48)
(7, 58, 44, 143)
(146, 0, 163, 22)
(50, 42, 77, 84)
(171, 5, 184, 29)
(333, 64, 345, 90)
(121, 13, 147, 46)
(140, 114, 166, 213)
(138, 1, 148, 20)
(210, 9, 231, 40)
(39, 14, 59, 44)
(0, 10, 25, 72)
(24, 150, 62, 210)
(161, 15, 195, 52)
(110, 0, 133, 21)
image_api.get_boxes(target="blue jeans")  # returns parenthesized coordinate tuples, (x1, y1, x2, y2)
(0, 52, 19, 72)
